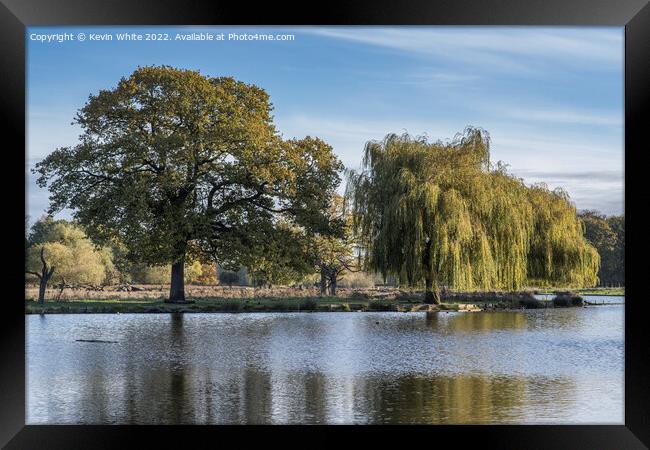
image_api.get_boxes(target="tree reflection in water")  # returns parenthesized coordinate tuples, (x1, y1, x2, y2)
(425, 311, 528, 333)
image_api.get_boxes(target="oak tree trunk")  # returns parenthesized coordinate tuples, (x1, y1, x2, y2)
(168, 256, 186, 303)
(319, 267, 328, 296)
(329, 273, 338, 297)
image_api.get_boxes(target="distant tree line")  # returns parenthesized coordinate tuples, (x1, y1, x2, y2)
(578, 210, 624, 286)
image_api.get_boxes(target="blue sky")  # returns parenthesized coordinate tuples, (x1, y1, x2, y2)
(26, 26, 624, 224)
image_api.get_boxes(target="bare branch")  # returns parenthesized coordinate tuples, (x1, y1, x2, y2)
(26, 270, 42, 280)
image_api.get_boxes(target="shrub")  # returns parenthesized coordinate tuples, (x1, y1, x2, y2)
(552, 292, 584, 307)
(518, 297, 545, 309)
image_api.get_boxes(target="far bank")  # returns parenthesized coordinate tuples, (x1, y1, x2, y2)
(24, 288, 623, 314)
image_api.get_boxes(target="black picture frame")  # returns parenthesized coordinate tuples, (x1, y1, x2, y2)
(1, 0, 647, 447)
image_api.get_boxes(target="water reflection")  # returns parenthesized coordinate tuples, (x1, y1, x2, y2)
(426, 311, 528, 332)
(27, 307, 624, 424)
(61, 366, 581, 424)
(353, 374, 531, 424)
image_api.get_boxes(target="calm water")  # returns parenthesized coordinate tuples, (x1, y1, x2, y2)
(27, 296, 624, 424)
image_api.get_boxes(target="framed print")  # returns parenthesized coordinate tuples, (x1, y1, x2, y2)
(1, 0, 648, 447)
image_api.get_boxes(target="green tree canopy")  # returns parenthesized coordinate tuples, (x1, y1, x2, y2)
(347, 128, 599, 304)
(35, 66, 342, 302)
(237, 220, 316, 287)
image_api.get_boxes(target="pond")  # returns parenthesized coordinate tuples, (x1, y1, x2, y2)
(26, 298, 624, 424)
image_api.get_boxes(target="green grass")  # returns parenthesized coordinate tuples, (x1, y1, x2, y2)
(25, 296, 367, 314)
(25, 296, 454, 314)
(32, 288, 615, 314)
(535, 287, 624, 296)
(575, 287, 624, 296)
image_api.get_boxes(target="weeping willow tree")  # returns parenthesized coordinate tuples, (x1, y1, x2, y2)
(347, 127, 599, 304)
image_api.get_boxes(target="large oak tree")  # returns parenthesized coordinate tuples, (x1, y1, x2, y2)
(36, 66, 342, 302)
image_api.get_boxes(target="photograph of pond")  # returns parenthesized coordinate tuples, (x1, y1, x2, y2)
(25, 26, 624, 425)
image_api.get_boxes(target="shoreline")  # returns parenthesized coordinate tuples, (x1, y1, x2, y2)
(24, 295, 622, 315)
(25, 299, 453, 315)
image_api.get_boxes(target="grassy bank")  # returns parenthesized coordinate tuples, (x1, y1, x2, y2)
(25, 284, 622, 314)
(25, 296, 467, 314)
(576, 287, 624, 296)
(535, 287, 624, 296)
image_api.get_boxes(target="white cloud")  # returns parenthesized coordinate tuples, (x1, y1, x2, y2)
(489, 106, 622, 128)
(303, 27, 623, 75)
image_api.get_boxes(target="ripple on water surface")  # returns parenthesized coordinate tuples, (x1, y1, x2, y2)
(26, 304, 624, 424)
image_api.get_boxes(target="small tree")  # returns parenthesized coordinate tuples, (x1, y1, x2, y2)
(310, 194, 358, 296)
(26, 217, 113, 297)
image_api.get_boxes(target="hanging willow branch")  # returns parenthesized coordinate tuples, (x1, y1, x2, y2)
(347, 127, 599, 303)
